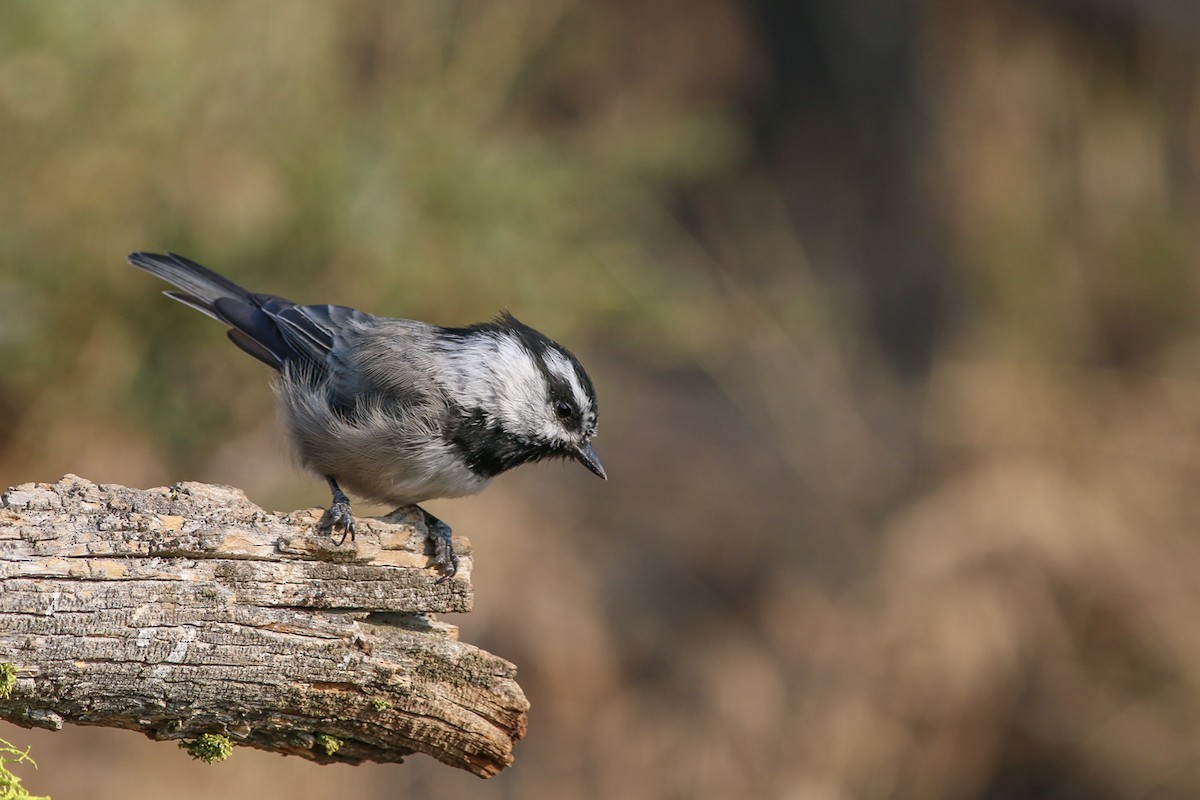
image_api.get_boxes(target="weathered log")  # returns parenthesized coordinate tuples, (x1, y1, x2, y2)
(0, 475, 527, 777)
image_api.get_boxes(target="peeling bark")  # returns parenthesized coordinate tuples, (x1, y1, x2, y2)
(0, 475, 527, 778)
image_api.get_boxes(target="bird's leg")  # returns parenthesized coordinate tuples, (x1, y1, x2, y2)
(417, 506, 458, 583)
(320, 476, 357, 545)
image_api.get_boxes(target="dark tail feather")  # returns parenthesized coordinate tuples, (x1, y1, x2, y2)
(128, 251, 296, 371)
(127, 252, 252, 316)
(227, 329, 283, 369)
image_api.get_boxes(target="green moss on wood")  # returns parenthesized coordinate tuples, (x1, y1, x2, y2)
(314, 733, 342, 756)
(179, 734, 234, 764)
(0, 664, 16, 700)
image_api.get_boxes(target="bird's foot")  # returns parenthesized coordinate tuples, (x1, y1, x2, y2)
(322, 501, 356, 545)
(418, 508, 458, 584)
(320, 477, 357, 545)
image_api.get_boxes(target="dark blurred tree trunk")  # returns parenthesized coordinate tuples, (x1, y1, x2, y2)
(746, 0, 951, 376)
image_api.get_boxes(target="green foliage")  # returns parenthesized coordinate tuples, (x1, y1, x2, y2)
(179, 734, 234, 764)
(313, 733, 342, 756)
(0, 664, 15, 700)
(369, 698, 392, 712)
(0, 739, 48, 800)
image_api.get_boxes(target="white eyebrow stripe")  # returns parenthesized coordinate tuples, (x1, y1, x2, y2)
(542, 348, 589, 411)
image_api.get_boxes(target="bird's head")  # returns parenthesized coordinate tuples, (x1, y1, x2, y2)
(440, 313, 605, 480)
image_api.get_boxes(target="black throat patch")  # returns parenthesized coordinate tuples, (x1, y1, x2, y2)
(444, 407, 554, 479)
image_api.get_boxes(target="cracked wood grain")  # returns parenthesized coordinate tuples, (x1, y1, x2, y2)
(0, 474, 528, 777)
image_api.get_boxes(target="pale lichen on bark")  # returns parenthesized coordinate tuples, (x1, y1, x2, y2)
(0, 475, 528, 777)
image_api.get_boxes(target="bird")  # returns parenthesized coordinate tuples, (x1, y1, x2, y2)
(127, 252, 605, 580)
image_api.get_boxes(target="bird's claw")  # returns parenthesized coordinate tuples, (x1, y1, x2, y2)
(432, 542, 459, 585)
(422, 510, 459, 584)
(321, 477, 357, 545)
(321, 500, 357, 545)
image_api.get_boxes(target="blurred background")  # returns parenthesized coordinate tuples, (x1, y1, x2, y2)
(3, 0, 1200, 797)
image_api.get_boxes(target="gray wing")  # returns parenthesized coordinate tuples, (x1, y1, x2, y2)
(128, 252, 444, 419)
(321, 318, 446, 415)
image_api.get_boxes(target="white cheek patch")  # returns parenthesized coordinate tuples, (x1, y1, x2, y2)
(441, 334, 559, 440)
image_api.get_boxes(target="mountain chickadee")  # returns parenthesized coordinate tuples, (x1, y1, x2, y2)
(127, 252, 605, 580)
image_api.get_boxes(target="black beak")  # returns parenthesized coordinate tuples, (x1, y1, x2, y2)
(573, 442, 607, 480)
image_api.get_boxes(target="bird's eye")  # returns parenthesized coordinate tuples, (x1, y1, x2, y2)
(555, 400, 573, 419)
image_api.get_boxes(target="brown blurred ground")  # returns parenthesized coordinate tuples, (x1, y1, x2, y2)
(3, 1, 1200, 798)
